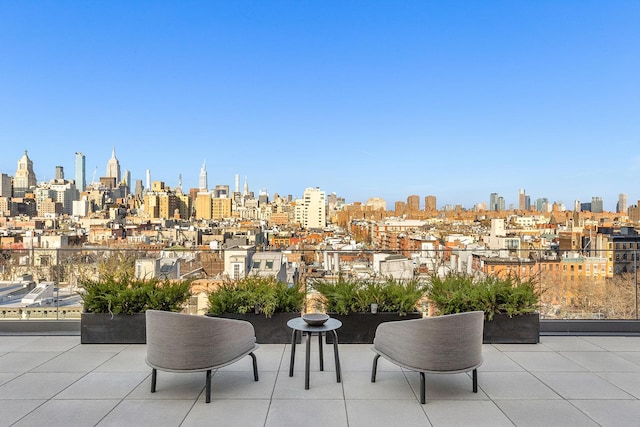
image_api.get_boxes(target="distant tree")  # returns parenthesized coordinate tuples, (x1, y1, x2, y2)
(96, 250, 136, 281)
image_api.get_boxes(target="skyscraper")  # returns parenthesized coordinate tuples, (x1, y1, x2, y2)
(199, 161, 208, 191)
(297, 187, 326, 229)
(425, 195, 437, 212)
(135, 179, 144, 198)
(122, 170, 131, 194)
(106, 147, 121, 184)
(13, 150, 37, 198)
(518, 189, 530, 211)
(591, 196, 603, 213)
(75, 152, 86, 191)
(489, 193, 500, 211)
(407, 195, 420, 212)
(618, 193, 628, 214)
(55, 166, 64, 180)
(0, 174, 11, 197)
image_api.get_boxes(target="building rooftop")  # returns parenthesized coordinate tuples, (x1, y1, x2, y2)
(1, 334, 640, 426)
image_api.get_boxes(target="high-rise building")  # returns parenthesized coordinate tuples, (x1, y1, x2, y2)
(629, 201, 640, 222)
(297, 187, 326, 229)
(195, 192, 213, 219)
(406, 195, 420, 212)
(214, 185, 230, 198)
(49, 179, 77, 215)
(55, 166, 64, 180)
(489, 193, 500, 211)
(618, 193, 628, 214)
(0, 173, 12, 197)
(13, 150, 37, 198)
(425, 195, 436, 212)
(366, 197, 386, 211)
(135, 180, 144, 198)
(106, 147, 121, 184)
(199, 161, 208, 191)
(518, 189, 530, 211)
(327, 192, 338, 212)
(591, 196, 603, 213)
(75, 152, 86, 191)
(122, 169, 131, 190)
(536, 197, 549, 212)
(212, 197, 232, 220)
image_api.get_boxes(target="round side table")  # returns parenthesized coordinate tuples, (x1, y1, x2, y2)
(287, 317, 342, 390)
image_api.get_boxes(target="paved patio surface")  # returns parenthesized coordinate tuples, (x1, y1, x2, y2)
(1, 335, 640, 426)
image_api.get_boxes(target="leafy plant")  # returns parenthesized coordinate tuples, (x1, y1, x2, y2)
(80, 274, 192, 315)
(207, 276, 305, 317)
(426, 272, 541, 320)
(311, 275, 426, 315)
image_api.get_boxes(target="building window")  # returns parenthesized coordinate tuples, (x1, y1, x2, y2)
(233, 264, 241, 280)
(252, 260, 261, 269)
(265, 260, 274, 269)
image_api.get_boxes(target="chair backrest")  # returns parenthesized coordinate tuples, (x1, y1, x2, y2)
(146, 310, 256, 371)
(373, 311, 484, 372)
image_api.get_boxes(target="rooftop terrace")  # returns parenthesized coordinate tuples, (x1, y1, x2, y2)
(1, 334, 640, 426)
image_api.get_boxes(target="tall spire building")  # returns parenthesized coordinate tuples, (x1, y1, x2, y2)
(199, 161, 208, 191)
(106, 147, 121, 184)
(14, 150, 37, 198)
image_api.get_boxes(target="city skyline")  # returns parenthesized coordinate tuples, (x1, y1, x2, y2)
(0, 146, 634, 213)
(1, 2, 639, 210)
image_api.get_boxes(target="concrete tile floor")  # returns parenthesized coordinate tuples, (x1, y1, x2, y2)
(0, 335, 639, 426)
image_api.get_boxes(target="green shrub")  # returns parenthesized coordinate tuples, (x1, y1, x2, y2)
(80, 274, 192, 315)
(427, 272, 540, 320)
(311, 275, 426, 315)
(207, 276, 305, 317)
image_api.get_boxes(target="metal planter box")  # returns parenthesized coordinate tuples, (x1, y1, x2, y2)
(326, 312, 424, 344)
(81, 312, 147, 344)
(212, 312, 302, 344)
(483, 312, 540, 344)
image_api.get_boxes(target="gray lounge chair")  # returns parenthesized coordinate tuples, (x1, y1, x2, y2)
(145, 310, 259, 403)
(371, 311, 484, 404)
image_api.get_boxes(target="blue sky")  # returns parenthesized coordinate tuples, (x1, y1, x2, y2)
(1, 1, 638, 211)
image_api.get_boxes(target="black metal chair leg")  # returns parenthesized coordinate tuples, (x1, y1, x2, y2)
(151, 368, 157, 392)
(250, 352, 259, 381)
(205, 369, 212, 403)
(371, 354, 380, 382)
(472, 368, 478, 393)
(420, 372, 426, 404)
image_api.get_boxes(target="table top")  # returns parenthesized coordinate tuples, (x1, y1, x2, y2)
(287, 317, 342, 332)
